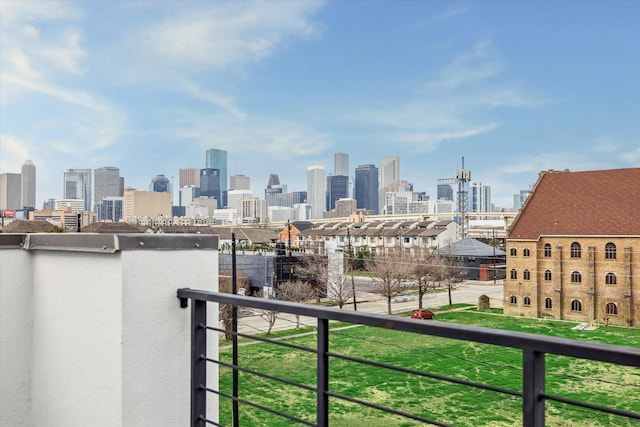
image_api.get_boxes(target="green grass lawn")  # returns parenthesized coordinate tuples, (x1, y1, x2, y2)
(217, 311, 640, 426)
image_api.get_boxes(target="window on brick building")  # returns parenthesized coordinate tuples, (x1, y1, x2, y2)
(523, 248, 530, 257)
(605, 302, 618, 315)
(510, 247, 517, 257)
(509, 295, 517, 304)
(510, 269, 517, 280)
(571, 271, 582, 283)
(570, 242, 581, 258)
(605, 243, 616, 259)
(571, 300, 582, 312)
(605, 273, 616, 285)
(545, 298, 552, 309)
(544, 270, 552, 281)
(524, 269, 531, 280)
(523, 296, 531, 306)
(544, 243, 551, 257)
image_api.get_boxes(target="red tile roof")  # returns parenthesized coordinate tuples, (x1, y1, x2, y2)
(508, 168, 640, 240)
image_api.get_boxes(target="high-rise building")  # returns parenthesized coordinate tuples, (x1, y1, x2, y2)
(21, 160, 36, 209)
(334, 153, 349, 177)
(96, 196, 124, 222)
(179, 168, 200, 188)
(379, 156, 399, 211)
(200, 168, 221, 207)
(0, 173, 21, 211)
(206, 149, 227, 206)
(179, 185, 201, 207)
(265, 174, 287, 208)
(227, 189, 254, 212)
(237, 197, 266, 223)
(354, 164, 379, 214)
(94, 167, 121, 211)
(334, 198, 356, 218)
(326, 175, 349, 211)
(437, 178, 456, 201)
(230, 174, 250, 191)
(123, 191, 172, 221)
(149, 175, 171, 193)
(306, 165, 325, 219)
(513, 189, 531, 211)
(469, 182, 492, 214)
(63, 168, 92, 211)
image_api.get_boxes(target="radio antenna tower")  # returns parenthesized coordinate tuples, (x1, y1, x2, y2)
(455, 157, 471, 239)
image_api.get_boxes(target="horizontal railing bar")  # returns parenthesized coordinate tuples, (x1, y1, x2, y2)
(327, 390, 453, 427)
(543, 393, 640, 420)
(177, 289, 640, 367)
(205, 357, 317, 394)
(207, 387, 316, 426)
(200, 415, 222, 426)
(328, 351, 523, 397)
(206, 325, 318, 354)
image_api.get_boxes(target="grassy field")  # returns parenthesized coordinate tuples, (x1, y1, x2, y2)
(217, 310, 640, 426)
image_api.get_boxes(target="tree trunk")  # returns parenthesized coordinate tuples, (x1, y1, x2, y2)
(387, 295, 392, 315)
(448, 283, 453, 306)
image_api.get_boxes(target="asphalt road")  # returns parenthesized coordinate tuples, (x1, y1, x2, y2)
(233, 279, 504, 336)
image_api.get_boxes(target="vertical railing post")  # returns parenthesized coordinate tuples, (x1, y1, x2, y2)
(191, 299, 207, 427)
(317, 318, 329, 427)
(522, 349, 545, 427)
(231, 231, 239, 427)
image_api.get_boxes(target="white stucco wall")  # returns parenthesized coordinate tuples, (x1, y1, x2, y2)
(0, 234, 219, 427)
(0, 244, 33, 426)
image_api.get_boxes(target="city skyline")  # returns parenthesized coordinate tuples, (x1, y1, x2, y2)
(1, 1, 638, 208)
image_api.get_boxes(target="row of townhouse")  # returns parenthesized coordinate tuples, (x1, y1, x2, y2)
(297, 219, 459, 255)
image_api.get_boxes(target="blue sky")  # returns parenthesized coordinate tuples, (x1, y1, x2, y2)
(1, 0, 638, 209)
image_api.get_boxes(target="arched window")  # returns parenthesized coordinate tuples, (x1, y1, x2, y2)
(510, 247, 517, 257)
(510, 269, 518, 280)
(523, 296, 531, 306)
(605, 243, 616, 260)
(523, 269, 531, 280)
(571, 300, 582, 312)
(544, 243, 552, 258)
(605, 302, 618, 315)
(544, 270, 552, 281)
(571, 271, 582, 283)
(605, 273, 617, 285)
(509, 295, 517, 304)
(523, 248, 531, 257)
(544, 298, 552, 309)
(570, 242, 581, 258)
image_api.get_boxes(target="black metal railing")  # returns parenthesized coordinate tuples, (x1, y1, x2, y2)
(177, 288, 640, 427)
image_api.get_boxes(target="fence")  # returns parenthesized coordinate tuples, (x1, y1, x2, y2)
(177, 288, 640, 427)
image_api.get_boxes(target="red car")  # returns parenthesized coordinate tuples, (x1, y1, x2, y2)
(411, 308, 435, 320)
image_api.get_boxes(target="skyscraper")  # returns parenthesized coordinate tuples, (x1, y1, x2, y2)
(21, 160, 36, 209)
(0, 173, 21, 211)
(206, 149, 227, 206)
(379, 156, 399, 212)
(326, 175, 349, 211)
(230, 174, 250, 190)
(94, 167, 121, 211)
(179, 168, 200, 188)
(149, 175, 171, 193)
(306, 165, 325, 219)
(63, 168, 92, 211)
(334, 153, 349, 177)
(354, 164, 379, 214)
(469, 182, 492, 213)
(200, 168, 221, 207)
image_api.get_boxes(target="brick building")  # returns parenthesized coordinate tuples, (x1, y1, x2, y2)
(503, 168, 639, 327)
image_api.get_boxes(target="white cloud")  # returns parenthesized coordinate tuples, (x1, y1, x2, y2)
(0, 134, 31, 171)
(620, 147, 640, 164)
(392, 122, 500, 149)
(133, 2, 325, 71)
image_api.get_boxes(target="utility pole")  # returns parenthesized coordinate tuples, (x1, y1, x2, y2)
(347, 226, 357, 311)
(492, 228, 497, 285)
(287, 219, 293, 283)
(231, 230, 239, 426)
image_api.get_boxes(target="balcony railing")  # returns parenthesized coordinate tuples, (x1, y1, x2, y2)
(177, 288, 640, 427)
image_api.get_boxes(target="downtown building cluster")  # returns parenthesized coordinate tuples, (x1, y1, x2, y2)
(1, 149, 517, 230)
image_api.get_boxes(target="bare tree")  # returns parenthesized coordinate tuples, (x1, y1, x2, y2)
(259, 306, 280, 335)
(366, 251, 413, 315)
(411, 254, 439, 309)
(432, 255, 468, 306)
(218, 270, 250, 341)
(295, 254, 328, 301)
(278, 280, 315, 328)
